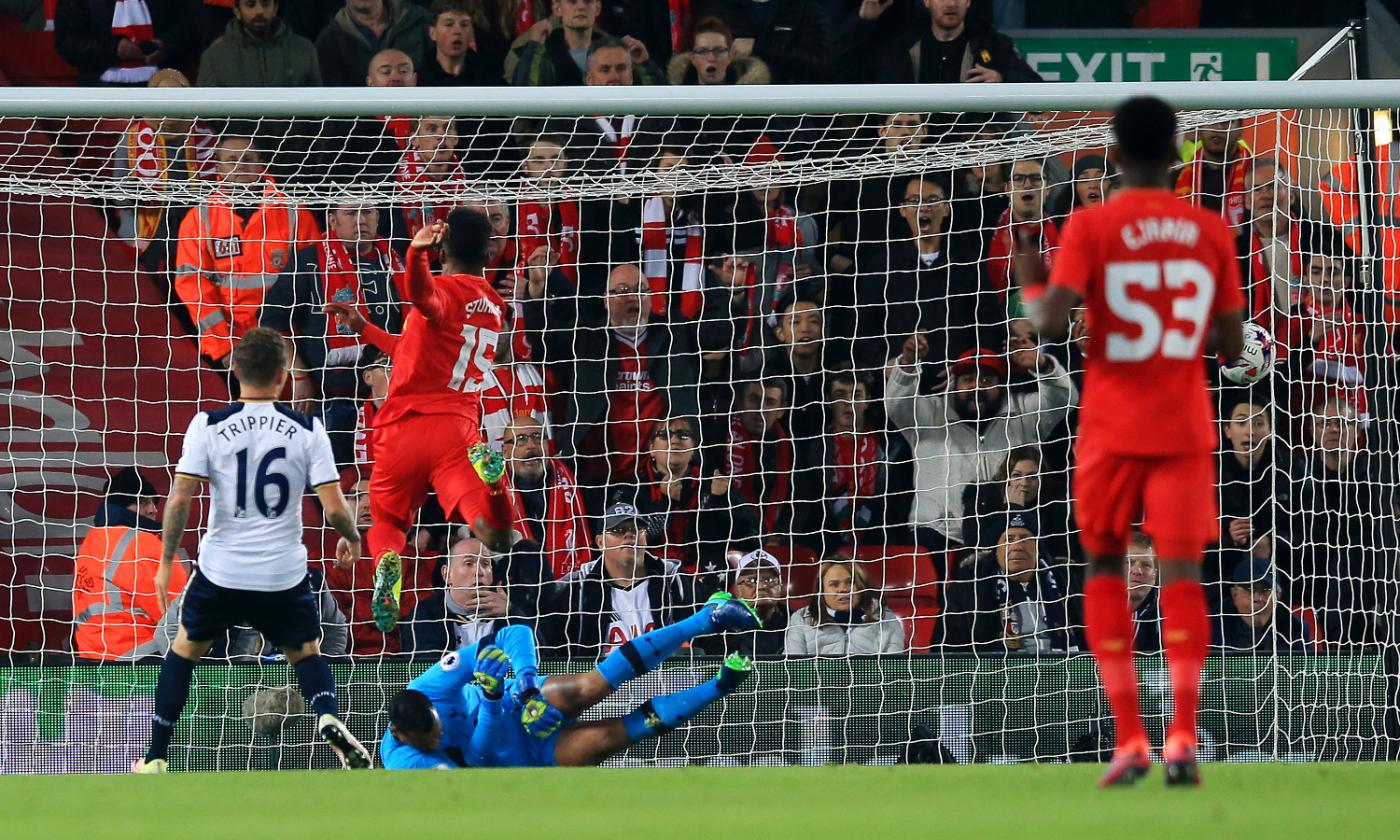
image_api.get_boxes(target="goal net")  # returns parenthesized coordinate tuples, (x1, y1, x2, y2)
(0, 83, 1396, 771)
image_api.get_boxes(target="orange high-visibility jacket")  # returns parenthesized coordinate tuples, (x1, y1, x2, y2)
(173, 180, 321, 361)
(72, 523, 189, 661)
(1319, 142, 1400, 316)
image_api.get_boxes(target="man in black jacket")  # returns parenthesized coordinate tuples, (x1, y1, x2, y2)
(840, 0, 1041, 85)
(544, 264, 700, 492)
(399, 536, 553, 658)
(543, 503, 694, 658)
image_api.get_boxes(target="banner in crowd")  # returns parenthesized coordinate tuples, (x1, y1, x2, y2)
(0, 655, 1385, 773)
(1014, 37, 1298, 82)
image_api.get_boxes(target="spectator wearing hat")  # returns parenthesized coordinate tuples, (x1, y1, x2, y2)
(885, 338, 1076, 558)
(696, 548, 790, 658)
(785, 557, 905, 656)
(937, 511, 1081, 653)
(1126, 532, 1162, 654)
(1214, 558, 1312, 653)
(72, 468, 189, 661)
(542, 502, 692, 658)
(1063, 153, 1113, 218)
(501, 416, 592, 581)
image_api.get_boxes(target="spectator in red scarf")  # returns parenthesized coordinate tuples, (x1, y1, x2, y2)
(1296, 249, 1368, 421)
(818, 373, 888, 548)
(503, 416, 594, 579)
(554, 264, 701, 494)
(55, 0, 195, 87)
(397, 115, 467, 243)
(1237, 156, 1308, 337)
(637, 145, 707, 321)
(480, 320, 552, 449)
(986, 157, 1057, 298)
(612, 416, 756, 571)
(1177, 117, 1251, 227)
(262, 197, 404, 463)
(515, 134, 582, 288)
(727, 379, 816, 544)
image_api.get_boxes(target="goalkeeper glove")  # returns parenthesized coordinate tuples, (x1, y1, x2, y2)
(473, 646, 512, 700)
(520, 696, 565, 740)
(511, 666, 541, 705)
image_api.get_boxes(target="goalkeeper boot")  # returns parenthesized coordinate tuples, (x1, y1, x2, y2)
(1163, 736, 1201, 788)
(1097, 740, 1151, 788)
(716, 652, 755, 695)
(319, 714, 372, 770)
(370, 550, 403, 633)
(705, 591, 762, 633)
(130, 758, 167, 774)
(469, 443, 506, 485)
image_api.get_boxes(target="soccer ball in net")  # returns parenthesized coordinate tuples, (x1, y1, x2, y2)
(1220, 321, 1277, 385)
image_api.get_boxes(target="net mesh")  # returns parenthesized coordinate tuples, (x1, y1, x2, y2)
(1, 101, 1396, 771)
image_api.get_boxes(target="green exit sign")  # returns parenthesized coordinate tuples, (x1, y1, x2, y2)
(1015, 37, 1297, 82)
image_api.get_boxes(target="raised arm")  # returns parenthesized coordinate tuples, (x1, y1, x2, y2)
(398, 221, 449, 321)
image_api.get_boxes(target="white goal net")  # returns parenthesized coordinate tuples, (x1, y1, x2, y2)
(0, 83, 1396, 771)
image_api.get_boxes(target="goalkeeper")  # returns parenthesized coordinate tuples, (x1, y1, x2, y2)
(382, 592, 759, 768)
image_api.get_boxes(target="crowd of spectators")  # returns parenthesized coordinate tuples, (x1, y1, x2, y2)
(39, 0, 1398, 663)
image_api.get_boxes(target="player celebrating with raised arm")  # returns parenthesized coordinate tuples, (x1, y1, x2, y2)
(362, 209, 516, 633)
(1013, 97, 1245, 788)
(133, 328, 371, 772)
(382, 593, 761, 769)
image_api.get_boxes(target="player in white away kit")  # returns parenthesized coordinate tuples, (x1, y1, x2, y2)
(133, 328, 372, 772)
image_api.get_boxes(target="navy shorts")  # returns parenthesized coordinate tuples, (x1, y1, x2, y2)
(180, 570, 321, 649)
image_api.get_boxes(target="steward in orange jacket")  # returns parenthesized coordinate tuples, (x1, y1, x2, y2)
(173, 134, 320, 364)
(73, 468, 189, 661)
(1320, 141, 1400, 322)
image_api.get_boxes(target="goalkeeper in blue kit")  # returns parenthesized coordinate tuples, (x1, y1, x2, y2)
(381, 592, 760, 768)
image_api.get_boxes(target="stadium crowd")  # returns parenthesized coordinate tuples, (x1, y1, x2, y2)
(30, 0, 1395, 664)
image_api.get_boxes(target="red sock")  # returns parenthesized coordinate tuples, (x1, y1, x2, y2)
(1084, 576, 1147, 750)
(477, 480, 516, 534)
(1159, 579, 1209, 747)
(366, 521, 406, 561)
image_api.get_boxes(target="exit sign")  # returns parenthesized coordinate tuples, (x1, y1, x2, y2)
(1015, 37, 1297, 82)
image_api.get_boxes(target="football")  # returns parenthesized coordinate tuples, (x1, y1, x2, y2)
(1221, 321, 1277, 385)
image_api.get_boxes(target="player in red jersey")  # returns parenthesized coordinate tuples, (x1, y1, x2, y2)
(351, 209, 516, 633)
(1014, 97, 1245, 788)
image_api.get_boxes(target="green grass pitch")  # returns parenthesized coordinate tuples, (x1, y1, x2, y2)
(4, 764, 1398, 839)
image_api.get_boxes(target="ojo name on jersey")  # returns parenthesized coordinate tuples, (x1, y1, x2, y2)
(1120, 217, 1200, 250)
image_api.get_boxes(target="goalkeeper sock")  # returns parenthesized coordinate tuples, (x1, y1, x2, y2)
(1084, 576, 1147, 750)
(294, 654, 339, 718)
(1160, 579, 1209, 748)
(146, 651, 197, 762)
(597, 607, 715, 690)
(621, 678, 722, 743)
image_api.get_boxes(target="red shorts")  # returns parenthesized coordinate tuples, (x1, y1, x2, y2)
(1073, 445, 1215, 559)
(369, 413, 489, 530)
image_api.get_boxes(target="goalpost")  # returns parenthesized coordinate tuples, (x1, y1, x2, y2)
(1, 79, 1397, 771)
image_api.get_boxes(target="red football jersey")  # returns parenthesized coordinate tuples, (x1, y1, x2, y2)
(1048, 188, 1245, 456)
(376, 246, 506, 428)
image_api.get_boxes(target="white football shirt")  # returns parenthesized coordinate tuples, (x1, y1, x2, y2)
(175, 401, 338, 591)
